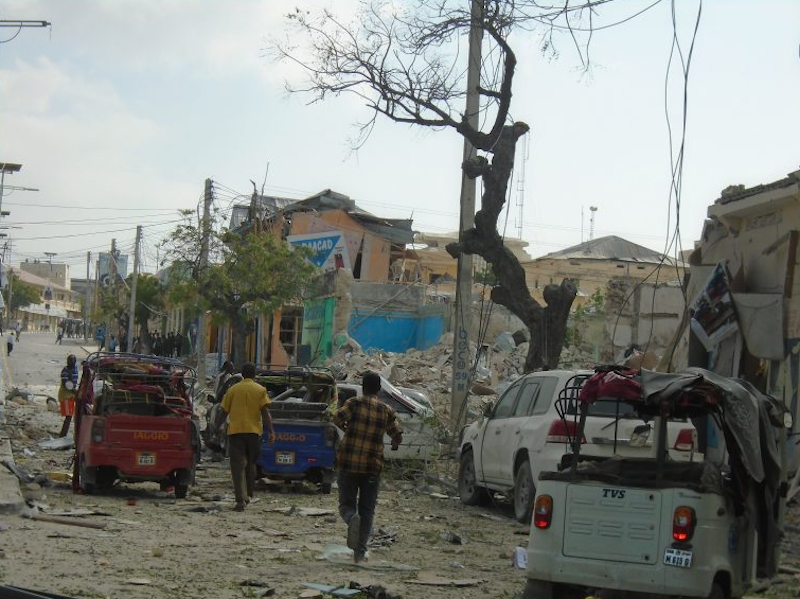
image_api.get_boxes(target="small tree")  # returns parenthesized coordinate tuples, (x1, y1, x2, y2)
(164, 211, 316, 367)
(273, 0, 615, 370)
(116, 273, 165, 350)
(3, 274, 40, 320)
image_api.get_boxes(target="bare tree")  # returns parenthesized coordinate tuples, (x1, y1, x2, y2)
(275, 0, 617, 370)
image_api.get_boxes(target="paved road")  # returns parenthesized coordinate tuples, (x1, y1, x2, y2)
(2, 332, 94, 394)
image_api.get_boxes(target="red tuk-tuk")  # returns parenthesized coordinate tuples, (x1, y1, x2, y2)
(72, 352, 200, 498)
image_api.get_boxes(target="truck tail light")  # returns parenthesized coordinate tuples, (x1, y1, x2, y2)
(546, 420, 586, 444)
(91, 418, 106, 444)
(672, 506, 696, 541)
(673, 428, 696, 452)
(325, 426, 336, 447)
(533, 495, 553, 529)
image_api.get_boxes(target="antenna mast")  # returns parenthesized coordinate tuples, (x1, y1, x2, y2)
(589, 206, 598, 241)
(515, 134, 530, 240)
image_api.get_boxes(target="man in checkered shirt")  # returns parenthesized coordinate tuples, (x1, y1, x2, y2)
(333, 371, 403, 562)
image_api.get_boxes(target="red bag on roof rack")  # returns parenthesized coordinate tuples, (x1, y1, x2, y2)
(578, 369, 641, 404)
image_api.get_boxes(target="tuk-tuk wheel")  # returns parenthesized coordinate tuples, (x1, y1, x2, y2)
(708, 582, 726, 599)
(175, 484, 188, 499)
(79, 457, 95, 495)
(521, 579, 553, 599)
(320, 482, 332, 494)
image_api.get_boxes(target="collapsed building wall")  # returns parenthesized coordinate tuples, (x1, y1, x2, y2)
(604, 277, 685, 357)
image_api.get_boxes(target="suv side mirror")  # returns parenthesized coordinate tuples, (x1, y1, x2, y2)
(483, 403, 493, 418)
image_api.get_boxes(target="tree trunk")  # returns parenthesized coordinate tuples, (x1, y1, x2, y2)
(447, 123, 577, 372)
(229, 315, 252, 369)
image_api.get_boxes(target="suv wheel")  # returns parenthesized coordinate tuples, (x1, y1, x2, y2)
(458, 450, 489, 506)
(514, 458, 535, 523)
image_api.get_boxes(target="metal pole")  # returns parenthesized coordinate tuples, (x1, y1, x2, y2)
(84, 252, 91, 341)
(196, 179, 213, 385)
(127, 226, 141, 352)
(6, 267, 12, 330)
(106, 239, 117, 350)
(450, 0, 483, 432)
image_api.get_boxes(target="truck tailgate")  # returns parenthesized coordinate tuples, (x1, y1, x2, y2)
(564, 483, 662, 565)
(105, 415, 191, 448)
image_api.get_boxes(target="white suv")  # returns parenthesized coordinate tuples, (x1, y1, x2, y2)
(458, 370, 698, 522)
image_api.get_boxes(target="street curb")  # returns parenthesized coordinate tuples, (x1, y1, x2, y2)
(0, 437, 24, 514)
(0, 342, 24, 514)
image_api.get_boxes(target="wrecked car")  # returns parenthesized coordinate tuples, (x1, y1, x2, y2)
(458, 369, 698, 522)
(523, 367, 789, 599)
(206, 366, 339, 493)
(73, 352, 200, 498)
(337, 377, 442, 461)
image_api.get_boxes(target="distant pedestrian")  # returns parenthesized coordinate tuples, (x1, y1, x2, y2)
(14, 321, 21, 342)
(6, 331, 15, 355)
(109, 335, 118, 352)
(58, 354, 79, 437)
(55, 323, 64, 345)
(333, 371, 403, 562)
(215, 360, 235, 398)
(215, 362, 275, 511)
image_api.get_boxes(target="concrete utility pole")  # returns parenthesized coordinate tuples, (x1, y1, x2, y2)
(84, 252, 91, 341)
(450, 0, 483, 432)
(196, 179, 213, 385)
(6, 266, 12, 329)
(127, 226, 142, 352)
(107, 238, 117, 349)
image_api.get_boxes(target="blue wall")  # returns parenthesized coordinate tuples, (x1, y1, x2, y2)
(348, 308, 445, 353)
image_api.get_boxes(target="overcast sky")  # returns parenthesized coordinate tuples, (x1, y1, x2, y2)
(0, 0, 798, 277)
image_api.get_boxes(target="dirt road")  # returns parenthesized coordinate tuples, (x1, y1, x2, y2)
(1, 334, 800, 599)
(0, 334, 529, 599)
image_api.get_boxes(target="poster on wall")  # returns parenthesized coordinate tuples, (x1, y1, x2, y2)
(689, 261, 739, 352)
(287, 231, 352, 272)
(98, 252, 129, 286)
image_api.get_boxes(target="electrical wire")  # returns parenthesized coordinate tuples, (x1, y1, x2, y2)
(607, 0, 702, 365)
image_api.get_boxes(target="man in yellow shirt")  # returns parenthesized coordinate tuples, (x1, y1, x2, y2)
(216, 363, 275, 511)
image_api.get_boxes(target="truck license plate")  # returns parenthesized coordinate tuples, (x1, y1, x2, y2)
(136, 453, 156, 466)
(663, 548, 693, 568)
(276, 451, 295, 465)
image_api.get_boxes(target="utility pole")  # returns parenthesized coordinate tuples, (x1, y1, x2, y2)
(127, 226, 142, 352)
(450, 0, 483, 432)
(6, 266, 12, 330)
(84, 252, 91, 341)
(196, 179, 213, 385)
(107, 239, 117, 350)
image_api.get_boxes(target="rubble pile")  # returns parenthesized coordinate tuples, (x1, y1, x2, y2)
(326, 331, 601, 424)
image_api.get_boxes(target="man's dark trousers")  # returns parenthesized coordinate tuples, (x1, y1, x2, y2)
(337, 470, 380, 555)
(228, 433, 260, 504)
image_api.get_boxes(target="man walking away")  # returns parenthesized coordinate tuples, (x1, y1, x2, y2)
(333, 371, 402, 563)
(6, 331, 15, 355)
(216, 363, 275, 511)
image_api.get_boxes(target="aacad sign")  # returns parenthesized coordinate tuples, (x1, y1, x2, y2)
(286, 231, 352, 272)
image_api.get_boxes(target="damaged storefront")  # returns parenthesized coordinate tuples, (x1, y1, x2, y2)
(676, 168, 800, 484)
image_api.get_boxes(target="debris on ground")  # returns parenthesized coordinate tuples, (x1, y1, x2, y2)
(440, 531, 466, 545)
(406, 572, 484, 587)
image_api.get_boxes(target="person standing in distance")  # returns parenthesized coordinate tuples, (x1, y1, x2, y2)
(333, 371, 402, 563)
(216, 362, 275, 511)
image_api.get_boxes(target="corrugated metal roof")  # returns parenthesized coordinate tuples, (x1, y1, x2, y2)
(286, 189, 415, 245)
(533, 235, 675, 265)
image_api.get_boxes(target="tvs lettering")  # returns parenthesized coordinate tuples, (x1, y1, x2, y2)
(602, 488, 626, 499)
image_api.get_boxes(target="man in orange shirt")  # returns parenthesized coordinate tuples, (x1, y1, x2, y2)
(216, 363, 275, 511)
(334, 371, 402, 562)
